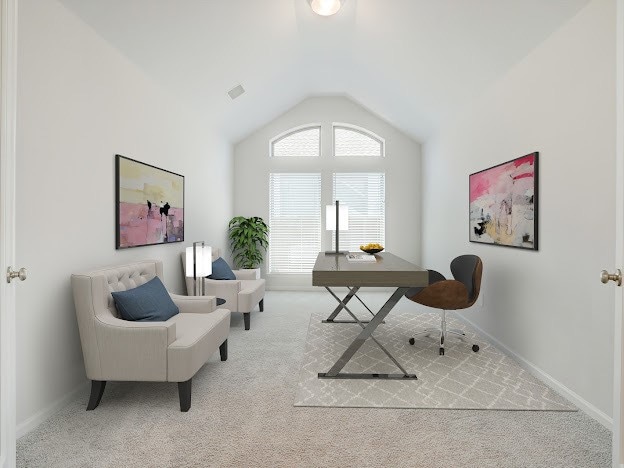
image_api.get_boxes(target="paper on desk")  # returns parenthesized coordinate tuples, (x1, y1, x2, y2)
(345, 253, 377, 262)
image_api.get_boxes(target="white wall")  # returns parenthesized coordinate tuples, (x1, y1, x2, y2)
(233, 96, 422, 289)
(422, 0, 616, 420)
(16, 0, 233, 429)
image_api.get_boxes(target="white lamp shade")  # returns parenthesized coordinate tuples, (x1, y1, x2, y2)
(309, 0, 343, 16)
(186, 245, 212, 277)
(326, 205, 349, 230)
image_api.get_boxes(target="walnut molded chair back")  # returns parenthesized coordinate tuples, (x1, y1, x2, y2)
(405, 254, 483, 356)
(450, 254, 483, 308)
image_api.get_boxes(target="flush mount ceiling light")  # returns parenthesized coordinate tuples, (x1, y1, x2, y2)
(308, 0, 344, 16)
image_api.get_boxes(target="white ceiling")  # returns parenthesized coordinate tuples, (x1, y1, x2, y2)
(58, 0, 590, 143)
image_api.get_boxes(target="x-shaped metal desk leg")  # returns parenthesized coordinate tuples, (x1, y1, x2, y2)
(323, 286, 360, 323)
(322, 286, 381, 324)
(318, 286, 417, 380)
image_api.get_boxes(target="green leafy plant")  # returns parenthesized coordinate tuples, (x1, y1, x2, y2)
(228, 216, 269, 269)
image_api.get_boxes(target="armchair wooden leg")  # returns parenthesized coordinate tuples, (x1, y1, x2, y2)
(219, 339, 228, 361)
(86, 380, 106, 411)
(178, 379, 192, 412)
(259, 299, 264, 312)
(244, 312, 251, 330)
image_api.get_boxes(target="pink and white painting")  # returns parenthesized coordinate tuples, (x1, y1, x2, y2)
(116, 155, 184, 249)
(469, 152, 538, 250)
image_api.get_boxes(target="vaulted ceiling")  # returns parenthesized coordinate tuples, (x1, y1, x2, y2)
(59, 0, 589, 143)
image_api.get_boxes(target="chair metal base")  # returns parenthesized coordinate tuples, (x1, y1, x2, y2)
(409, 310, 478, 355)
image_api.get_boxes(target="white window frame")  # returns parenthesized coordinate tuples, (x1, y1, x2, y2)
(333, 123, 385, 158)
(269, 123, 322, 158)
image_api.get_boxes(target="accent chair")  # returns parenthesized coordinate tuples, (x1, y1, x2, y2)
(181, 248, 265, 330)
(71, 260, 230, 412)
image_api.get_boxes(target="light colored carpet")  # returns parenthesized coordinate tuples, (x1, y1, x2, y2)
(295, 311, 575, 411)
(18, 291, 611, 468)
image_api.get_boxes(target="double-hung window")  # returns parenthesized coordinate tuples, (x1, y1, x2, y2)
(268, 125, 322, 273)
(269, 173, 322, 273)
(332, 173, 385, 252)
(267, 123, 385, 274)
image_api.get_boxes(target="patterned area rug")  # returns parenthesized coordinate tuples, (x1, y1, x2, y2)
(295, 311, 576, 411)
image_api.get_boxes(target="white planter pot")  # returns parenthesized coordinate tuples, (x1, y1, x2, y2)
(240, 268, 261, 279)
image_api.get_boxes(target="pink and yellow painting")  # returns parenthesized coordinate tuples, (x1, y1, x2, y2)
(469, 152, 538, 250)
(116, 155, 184, 249)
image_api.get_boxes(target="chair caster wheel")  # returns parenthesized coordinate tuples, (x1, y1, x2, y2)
(408, 338, 415, 345)
(439, 348, 445, 356)
(472, 344, 479, 352)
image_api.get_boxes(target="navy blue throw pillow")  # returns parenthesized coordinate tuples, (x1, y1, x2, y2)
(111, 276, 179, 322)
(209, 257, 236, 280)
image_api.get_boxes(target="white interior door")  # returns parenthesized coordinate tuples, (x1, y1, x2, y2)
(0, 0, 17, 466)
(614, 0, 624, 466)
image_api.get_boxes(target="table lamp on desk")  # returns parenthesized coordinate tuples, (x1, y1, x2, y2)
(325, 200, 349, 255)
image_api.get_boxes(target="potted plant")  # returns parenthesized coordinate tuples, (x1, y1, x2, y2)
(228, 216, 269, 277)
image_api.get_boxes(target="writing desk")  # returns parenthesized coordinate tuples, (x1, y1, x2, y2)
(312, 252, 428, 380)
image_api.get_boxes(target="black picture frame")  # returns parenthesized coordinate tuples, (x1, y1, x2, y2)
(115, 154, 185, 249)
(469, 152, 538, 251)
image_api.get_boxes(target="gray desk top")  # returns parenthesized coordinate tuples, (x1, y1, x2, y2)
(312, 252, 428, 287)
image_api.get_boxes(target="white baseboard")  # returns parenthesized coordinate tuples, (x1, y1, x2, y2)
(266, 286, 396, 293)
(16, 381, 88, 439)
(456, 313, 613, 430)
(267, 285, 321, 292)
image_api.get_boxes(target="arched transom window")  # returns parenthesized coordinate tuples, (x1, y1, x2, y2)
(333, 124, 384, 157)
(270, 124, 321, 157)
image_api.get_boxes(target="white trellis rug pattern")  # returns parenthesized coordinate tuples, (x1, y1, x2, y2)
(295, 311, 576, 411)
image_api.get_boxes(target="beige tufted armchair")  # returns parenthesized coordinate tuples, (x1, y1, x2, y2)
(71, 260, 230, 412)
(181, 248, 265, 330)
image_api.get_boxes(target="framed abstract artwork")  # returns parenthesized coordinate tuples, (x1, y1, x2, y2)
(469, 152, 538, 250)
(115, 154, 185, 249)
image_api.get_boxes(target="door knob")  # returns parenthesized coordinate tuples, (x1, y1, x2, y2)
(600, 269, 622, 286)
(6, 267, 27, 283)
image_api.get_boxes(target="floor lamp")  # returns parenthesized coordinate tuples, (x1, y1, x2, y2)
(325, 200, 349, 255)
(185, 242, 212, 296)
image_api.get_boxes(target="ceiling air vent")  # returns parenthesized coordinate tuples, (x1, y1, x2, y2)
(228, 84, 245, 100)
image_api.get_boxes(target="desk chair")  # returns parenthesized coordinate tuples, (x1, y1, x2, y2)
(405, 254, 482, 356)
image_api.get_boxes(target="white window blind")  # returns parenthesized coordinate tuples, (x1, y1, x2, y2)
(271, 125, 321, 157)
(332, 173, 385, 251)
(269, 173, 322, 273)
(334, 125, 384, 157)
